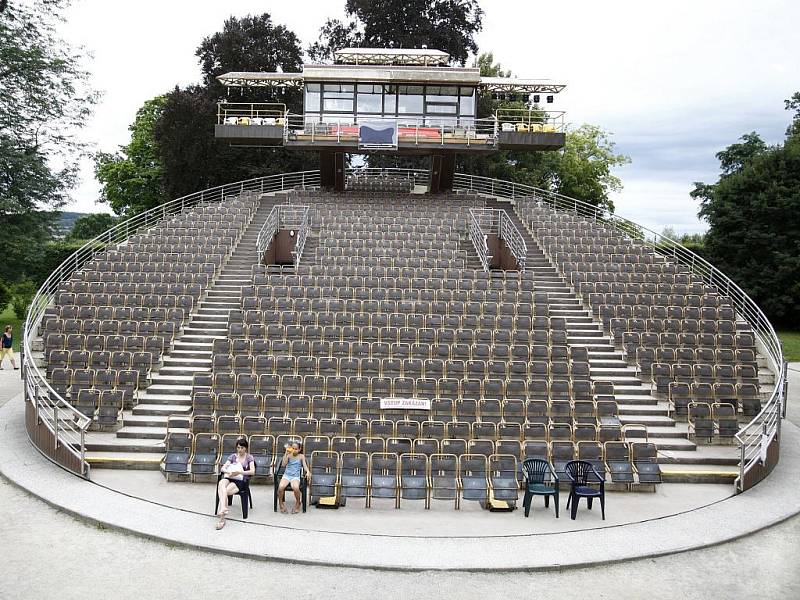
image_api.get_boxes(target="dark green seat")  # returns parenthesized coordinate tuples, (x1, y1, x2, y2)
(522, 458, 559, 518)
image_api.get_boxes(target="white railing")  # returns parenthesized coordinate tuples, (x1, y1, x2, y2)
(22, 170, 320, 477)
(24, 167, 784, 491)
(256, 205, 280, 259)
(256, 204, 311, 269)
(450, 171, 786, 492)
(284, 114, 499, 146)
(217, 102, 287, 125)
(468, 209, 491, 271)
(468, 208, 528, 271)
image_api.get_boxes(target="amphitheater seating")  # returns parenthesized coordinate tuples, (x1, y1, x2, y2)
(515, 198, 762, 419)
(40, 195, 258, 426)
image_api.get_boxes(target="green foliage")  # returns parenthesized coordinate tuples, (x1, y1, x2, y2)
(0, 0, 98, 212)
(458, 52, 629, 212)
(0, 211, 60, 283)
(779, 331, 800, 362)
(95, 96, 167, 217)
(154, 85, 313, 201)
(0, 303, 22, 353)
(66, 213, 118, 241)
(692, 94, 800, 327)
(10, 279, 36, 320)
(197, 13, 304, 105)
(309, 0, 483, 66)
(0, 279, 10, 312)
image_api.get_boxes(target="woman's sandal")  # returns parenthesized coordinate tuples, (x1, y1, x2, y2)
(215, 518, 226, 530)
(291, 506, 300, 514)
(279, 505, 288, 514)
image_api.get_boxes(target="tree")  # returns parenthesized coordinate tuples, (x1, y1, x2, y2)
(66, 213, 118, 241)
(692, 94, 800, 327)
(155, 86, 312, 200)
(197, 13, 304, 107)
(459, 52, 629, 212)
(95, 96, 167, 216)
(0, 0, 98, 284)
(309, 0, 483, 66)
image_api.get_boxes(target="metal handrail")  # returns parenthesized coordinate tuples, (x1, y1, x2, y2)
(22, 170, 320, 477)
(284, 114, 499, 146)
(217, 102, 287, 125)
(468, 209, 491, 271)
(450, 171, 786, 492)
(256, 204, 311, 267)
(499, 210, 528, 269)
(468, 208, 528, 271)
(256, 205, 280, 259)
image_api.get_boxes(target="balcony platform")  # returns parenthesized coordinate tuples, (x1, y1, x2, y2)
(215, 125, 565, 153)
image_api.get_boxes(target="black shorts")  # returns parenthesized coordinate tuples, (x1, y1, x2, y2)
(224, 478, 247, 492)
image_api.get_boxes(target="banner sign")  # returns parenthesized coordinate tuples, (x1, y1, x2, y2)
(380, 397, 431, 411)
(359, 121, 398, 149)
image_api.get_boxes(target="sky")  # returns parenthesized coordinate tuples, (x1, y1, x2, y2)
(58, 0, 800, 235)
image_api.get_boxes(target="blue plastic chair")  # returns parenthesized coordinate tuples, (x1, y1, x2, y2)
(564, 460, 605, 520)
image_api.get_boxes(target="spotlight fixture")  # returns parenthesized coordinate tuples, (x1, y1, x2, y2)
(546, 95, 554, 103)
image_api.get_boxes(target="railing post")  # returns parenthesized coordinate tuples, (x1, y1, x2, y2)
(53, 404, 59, 451)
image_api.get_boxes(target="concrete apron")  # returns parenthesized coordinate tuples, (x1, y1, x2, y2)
(2, 394, 800, 572)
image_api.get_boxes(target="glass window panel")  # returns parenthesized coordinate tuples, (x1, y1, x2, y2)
(384, 85, 397, 114)
(425, 85, 458, 103)
(357, 83, 382, 114)
(459, 95, 475, 116)
(426, 103, 458, 114)
(305, 84, 321, 111)
(459, 87, 476, 96)
(323, 97, 354, 112)
(398, 86, 424, 114)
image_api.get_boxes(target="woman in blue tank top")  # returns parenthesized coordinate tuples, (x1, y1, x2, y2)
(277, 441, 311, 514)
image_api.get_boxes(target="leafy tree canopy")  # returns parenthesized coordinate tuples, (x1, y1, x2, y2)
(459, 52, 629, 212)
(0, 0, 98, 213)
(309, 0, 483, 66)
(692, 94, 800, 327)
(197, 13, 304, 106)
(95, 96, 167, 216)
(66, 212, 117, 241)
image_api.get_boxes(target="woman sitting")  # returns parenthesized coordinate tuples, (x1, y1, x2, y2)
(216, 438, 255, 530)
(277, 441, 311, 514)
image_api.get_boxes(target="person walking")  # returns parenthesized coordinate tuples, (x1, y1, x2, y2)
(1, 325, 18, 370)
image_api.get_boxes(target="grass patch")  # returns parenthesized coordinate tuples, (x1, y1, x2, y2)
(779, 331, 800, 362)
(0, 303, 22, 353)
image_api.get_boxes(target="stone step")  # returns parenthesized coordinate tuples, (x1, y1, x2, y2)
(162, 357, 212, 367)
(619, 414, 675, 427)
(652, 437, 696, 451)
(659, 464, 738, 484)
(85, 451, 164, 470)
(657, 447, 740, 466)
(122, 413, 170, 427)
(145, 384, 193, 396)
(618, 403, 670, 416)
(84, 433, 165, 453)
(169, 349, 213, 359)
(131, 394, 192, 416)
(116, 425, 167, 440)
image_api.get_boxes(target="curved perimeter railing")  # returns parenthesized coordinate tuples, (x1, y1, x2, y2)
(22, 170, 320, 476)
(25, 166, 785, 491)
